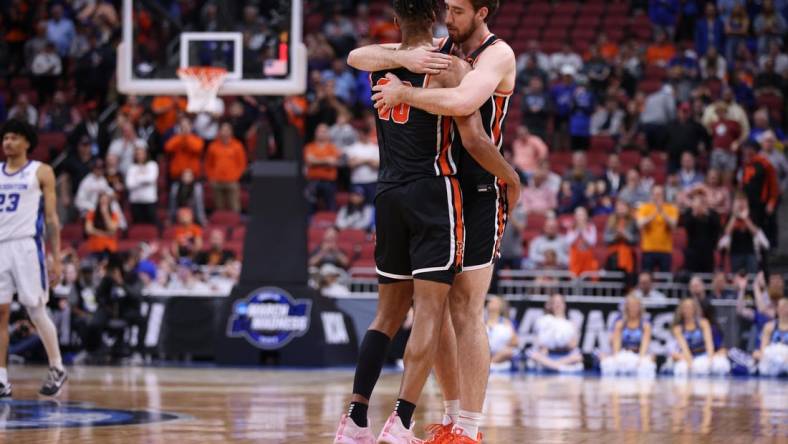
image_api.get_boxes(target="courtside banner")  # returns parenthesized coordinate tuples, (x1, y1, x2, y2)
(227, 287, 313, 350)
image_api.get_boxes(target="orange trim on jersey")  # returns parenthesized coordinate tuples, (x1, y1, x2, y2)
(492, 96, 506, 145)
(492, 178, 508, 260)
(436, 116, 454, 175)
(494, 88, 514, 96)
(450, 177, 465, 269)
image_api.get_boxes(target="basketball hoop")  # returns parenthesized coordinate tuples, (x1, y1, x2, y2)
(177, 66, 228, 114)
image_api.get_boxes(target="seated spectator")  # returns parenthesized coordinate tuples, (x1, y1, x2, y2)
(119, 95, 144, 125)
(520, 77, 550, 140)
(125, 147, 158, 225)
(169, 169, 208, 227)
(511, 125, 548, 176)
(85, 192, 120, 258)
(753, 58, 783, 92)
(335, 187, 374, 231)
(694, 3, 724, 56)
(640, 84, 676, 151)
(75, 159, 112, 215)
(737, 272, 781, 352)
(601, 295, 656, 377)
(605, 200, 638, 280)
(164, 117, 204, 181)
(108, 121, 147, 176)
(724, 4, 749, 61)
(637, 186, 679, 272)
(758, 41, 788, 74)
(618, 169, 650, 207)
(665, 102, 709, 173)
(600, 154, 624, 196)
(589, 96, 625, 138)
(678, 152, 704, 190)
(527, 218, 568, 269)
(680, 191, 721, 273)
(8, 315, 42, 363)
(755, 297, 788, 376)
(567, 207, 599, 277)
(730, 68, 755, 111)
(305, 123, 341, 212)
(205, 122, 247, 213)
(344, 126, 379, 203)
(39, 90, 79, 133)
(633, 272, 667, 299)
(596, 32, 619, 61)
(753, 0, 786, 55)
(195, 229, 236, 267)
(308, 227, 350, 270)
(563, 151, 595, 194)
(8, 94, 38, 126)
(173, 207, 203, 258)
(521, 162, 558, 215)
(486, 296, 518, 371)
(645, 29, 676, 66)
(51, 262, 92, 347)
(709, 272, 735, 299)
(329, 109, 358, 148)
(699, 46, 727, 80)
(670, 297, 730, 376)
(668, 45, 701, 103)
(527, 293, 583, 372)
(587, 180, 614, 216)
(556, 180, 586, 215)
(639, 157, 657, 191)
(749, 109, 785, 146)
(718, 194, 769, 274)
(318, 263, 350, 298)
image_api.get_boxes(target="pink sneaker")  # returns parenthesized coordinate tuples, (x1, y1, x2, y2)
(334, 414, 376, 444)
(377, 412, 422, 444)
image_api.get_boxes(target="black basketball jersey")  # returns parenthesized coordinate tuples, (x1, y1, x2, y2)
(448, 34, 513, 187)
(371, 39, 457, 195)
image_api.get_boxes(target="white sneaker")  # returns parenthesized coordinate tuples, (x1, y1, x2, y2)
(377, 412, 421, 444)
(334, 414, 376, 444)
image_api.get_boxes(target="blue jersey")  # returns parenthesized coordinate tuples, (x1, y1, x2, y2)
(683, 322, 706, 356)
(770, 321, 788, 345)
(621, 321, 646, 353)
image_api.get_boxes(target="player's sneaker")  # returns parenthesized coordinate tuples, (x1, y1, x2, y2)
(441, 428, 483, 444)
(0, 381, 11, 398)
(334, 414, 376, 444)
(377, 412, 422, 444)
(423, 423, 453, 443)
(39, 367, 67, 397)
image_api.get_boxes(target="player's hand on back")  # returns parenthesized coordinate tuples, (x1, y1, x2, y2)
(398, 45, 451, 75)
(372, 73, 406, 112)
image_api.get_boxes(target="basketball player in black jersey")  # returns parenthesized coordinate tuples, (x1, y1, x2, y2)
(334, 1, 519, 443)
(354, 1, 517, 442)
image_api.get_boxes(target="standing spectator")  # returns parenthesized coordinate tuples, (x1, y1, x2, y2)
(680, 191, 722, 273)
(46, 4, 75, 57)
(600, 154, 624, 196)
(549, 44, 583, 77)
(511, 125, 548, 176)
(516, 40, 551, 80)
(104, 154, 125, 199)
(62, 136, 95, 193)
(649, 0, 680, 38)
(304, 123, 341, 212)
(753, 0, 786, 54)
(710, 272, 736, 299)
(521, 163, 558, 215)
(633, 272, 667, 299)
(164, 117, 205, 181)
(741, 142, 779, 232)
(569, 79, 595, 151)
(695, 3, 725, 56)
(640, 84, 676, 151)
(718, 194, 769, 273)
(618, 169, 650, 207)
(590, 97, 625, 139)
(125, 147, 159, 225)
(604, 200, 639, 280)
(678, 152, 705, 190)
(30, 42, 62, 103)
(645, 29, 677, 66)
(724, 4, 749, 61)
(344, 126, 379, 204)
(24, 21, 49, 69)
(39, 90, 79, 133)
(584, 45, 612, 97)
(205, 122, 247, 213)
(709, 103, 742, 180)
(567, 207, 599, 277)
(520, 77, 550, 140)
(683, 169, 732, 215)
(85, 192, 120, 258)
(151, 96, 187, 136)
(169, 169, 208, 226)
(665, 102, 709, 173)
(637, 186, 679, 272)
(550, 66, 577, 149)
(322, 59, 357, 106)
(335, 187, 374, 231)
(7, 94, 38, 126)
(107, 121, 147, 176)
(68, 104, 110, 157)
(699, 46, 728, 80)
(75, 159, 112, 215)
(527, 218, 569, 268)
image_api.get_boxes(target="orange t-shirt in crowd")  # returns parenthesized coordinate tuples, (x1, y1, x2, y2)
(175, 223, 203, 245)
(164, 133, 205, 179)
(205, 138, 248, 182)
(86, 210, 119, 253)
(645, 44, 676, 65)
(600, 43, 619, 61)
(636, 203, 679, 253)
(304, 141, 340, 181)
(151, 96, 187, 134)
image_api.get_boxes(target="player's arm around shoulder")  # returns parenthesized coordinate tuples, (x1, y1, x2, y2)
(37, 163, 62, 284)
(347, 39, 451, 74)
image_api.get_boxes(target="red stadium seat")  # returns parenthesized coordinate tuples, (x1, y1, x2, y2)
(619, 151, 641, 169)
(590, 136, 616, 152)
(162, 227, 177, 241)
(38, 132, 67, 152)
(548, 16, 574, 28)
(226, 241, 244, 258)
(553, 2, 579, 15)
(338, 229, 368, 245)
(592, 214, 608, 233)
(527, 3, 552, 15)
(644, 65, 667, 80)
(117, 240, 139, 253)
(638, 79, 662, 94)
(515, 28, 540, 41)
(61, 223, 84, 243)
(312, 211, 337, 228)
(602, 15, 629, 29)
(520, 16, 546, 29)
(607, 3, 630, 15)
(231, 226, 246, 242)
(580, 4, 606, 16)
(571, 28, 596, 42)
(127, 224, 158, 241)
(494, 15, 519, 28)
(527, 213, 547, 231)
(209, 211, 241, 227)
(543, 28, 569, 41)
(756, 92, 784, 120)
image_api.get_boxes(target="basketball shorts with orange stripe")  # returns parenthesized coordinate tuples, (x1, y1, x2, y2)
(461, 179, 509, 271)
(374, 176, 464, 285)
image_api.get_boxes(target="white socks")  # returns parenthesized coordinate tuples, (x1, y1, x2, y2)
(454, 410, 483, 439)
(26, 305, 64, 371)
(0, 367, 7, 384)
(443, 399, 460, 425)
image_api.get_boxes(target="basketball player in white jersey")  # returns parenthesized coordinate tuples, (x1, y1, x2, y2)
(0, 119, 67, 397)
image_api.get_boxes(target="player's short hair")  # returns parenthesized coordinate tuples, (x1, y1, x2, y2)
(470, 0, 499, 21)
(0, 119, 37, 151)
(393, 0, 439, 25)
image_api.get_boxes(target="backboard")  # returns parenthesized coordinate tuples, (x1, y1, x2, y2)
(117, 0, 307, 96)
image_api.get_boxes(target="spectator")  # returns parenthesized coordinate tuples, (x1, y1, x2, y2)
(749, 109, 785, 145)
(511, 125, 548, 176)
(601, 295, 656, 376)
(665, 102, 709, 173)
(668, 45, 701, 103)
(47, 4, 75, 57)
(759, 131, 788, 194)
(125, 147, 159, 225)
(108, 121, 147, 176)
(344, 126, 379, 203)
(562, 151, 595, 194)
(569, 78, 595, 151)
(590, 96, 625, 139)
(730, 68, 756, 110)
(604, 200, 638, 280)
(550, 44, 583, 77)
(195, 229, 236, 266)
(205, 122, 247, 213)
(8, 94, 38, 126)
(695, 3, 725, 56)
(193, 99, 224, 142)
(567, 207, 599, 277)
(322, 5, 356, 56)
(68, 103, 109, 157)
(85, 192, 120, 258)
(724, 4, 750, 61)
(39, 90, 79, 133)
(709, 103, 743, 179)
(718, 194, 769, 274)
(600, 154, 624, 196)
(678, 152, 705, 190)
(308, 227, 350, 270)
(618, 169, 650, 207)
(527, 218, 569, 268)
(596, 33, 620, 61)
(758, 41, 788, 74)
(51, 262, 92, 347)
(680, 191, 722, 273)
(709, 272, 734, 299)
(305, 123, 341, 212)
(516, 50, 549, 95)
(681, 169, 732, 215)
(740, 142, 779, 232)
(318, 263, 351, 298)
(368, 6, 400, 44)
(670, 297, 730, 376)
(169, 169, 208, 227)
(164, 117, 205, 182)
(550, 65, 577, 149)
(754, 0, 786, 54)
(527, 293, 583, 372)
(637, 186, 679, 272)
(521, 162, 558, 215)
(120, 95, 144, 126)
(63, 136, 95, 193)
(516, 40, 551, 80)
(498, 199, 526, 271)
(639, 158, 656, 194)
(584, 45, 612, 97)
(486, 296, 519, 371)
(30, 42, 62, 103)
(633, 272, 667, 299)
(520, 77, 550, 140)
(335, 187, 374, 231)
(556, 180, 586, 215)
(640, 84, 676, 151)
(151, 96, 187, 136)
(173, 207, 203, 258)
(75, 159, 112, 215)
(24, 21, 49, 69)
(699, 45, 728, 80)
(330, 110, 358, 152)
(322, 59, 357, 106)
(104, 154, 125, 199)
(645, 29, 677, 66)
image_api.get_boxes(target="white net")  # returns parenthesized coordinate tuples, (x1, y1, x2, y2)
(177, 66, 228, 114)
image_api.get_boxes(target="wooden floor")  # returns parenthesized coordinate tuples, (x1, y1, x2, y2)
(1, 366, 786, 443)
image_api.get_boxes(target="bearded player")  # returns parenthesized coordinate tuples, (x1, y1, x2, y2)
(350, 1, 516, 442)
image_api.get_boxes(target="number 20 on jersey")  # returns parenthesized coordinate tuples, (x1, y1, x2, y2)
(375, 79, 412, 124)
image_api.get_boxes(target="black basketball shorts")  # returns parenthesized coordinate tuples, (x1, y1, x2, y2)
(461, 178, 508, 270)
(375, 176, 464, 285)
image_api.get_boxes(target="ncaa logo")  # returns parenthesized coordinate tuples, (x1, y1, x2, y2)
(0, 400, 182, 430)
(226, 287, 312, 350)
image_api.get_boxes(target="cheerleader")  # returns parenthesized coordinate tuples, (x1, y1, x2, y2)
(486, 296, 519, 371)
(671, 298, 730, 376)
(755, 298, 788, 376)
(601, 295, 656, 377)
(527, 293, 584, 372)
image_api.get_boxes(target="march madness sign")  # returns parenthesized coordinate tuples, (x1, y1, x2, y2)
(227, 287, 312, 350)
